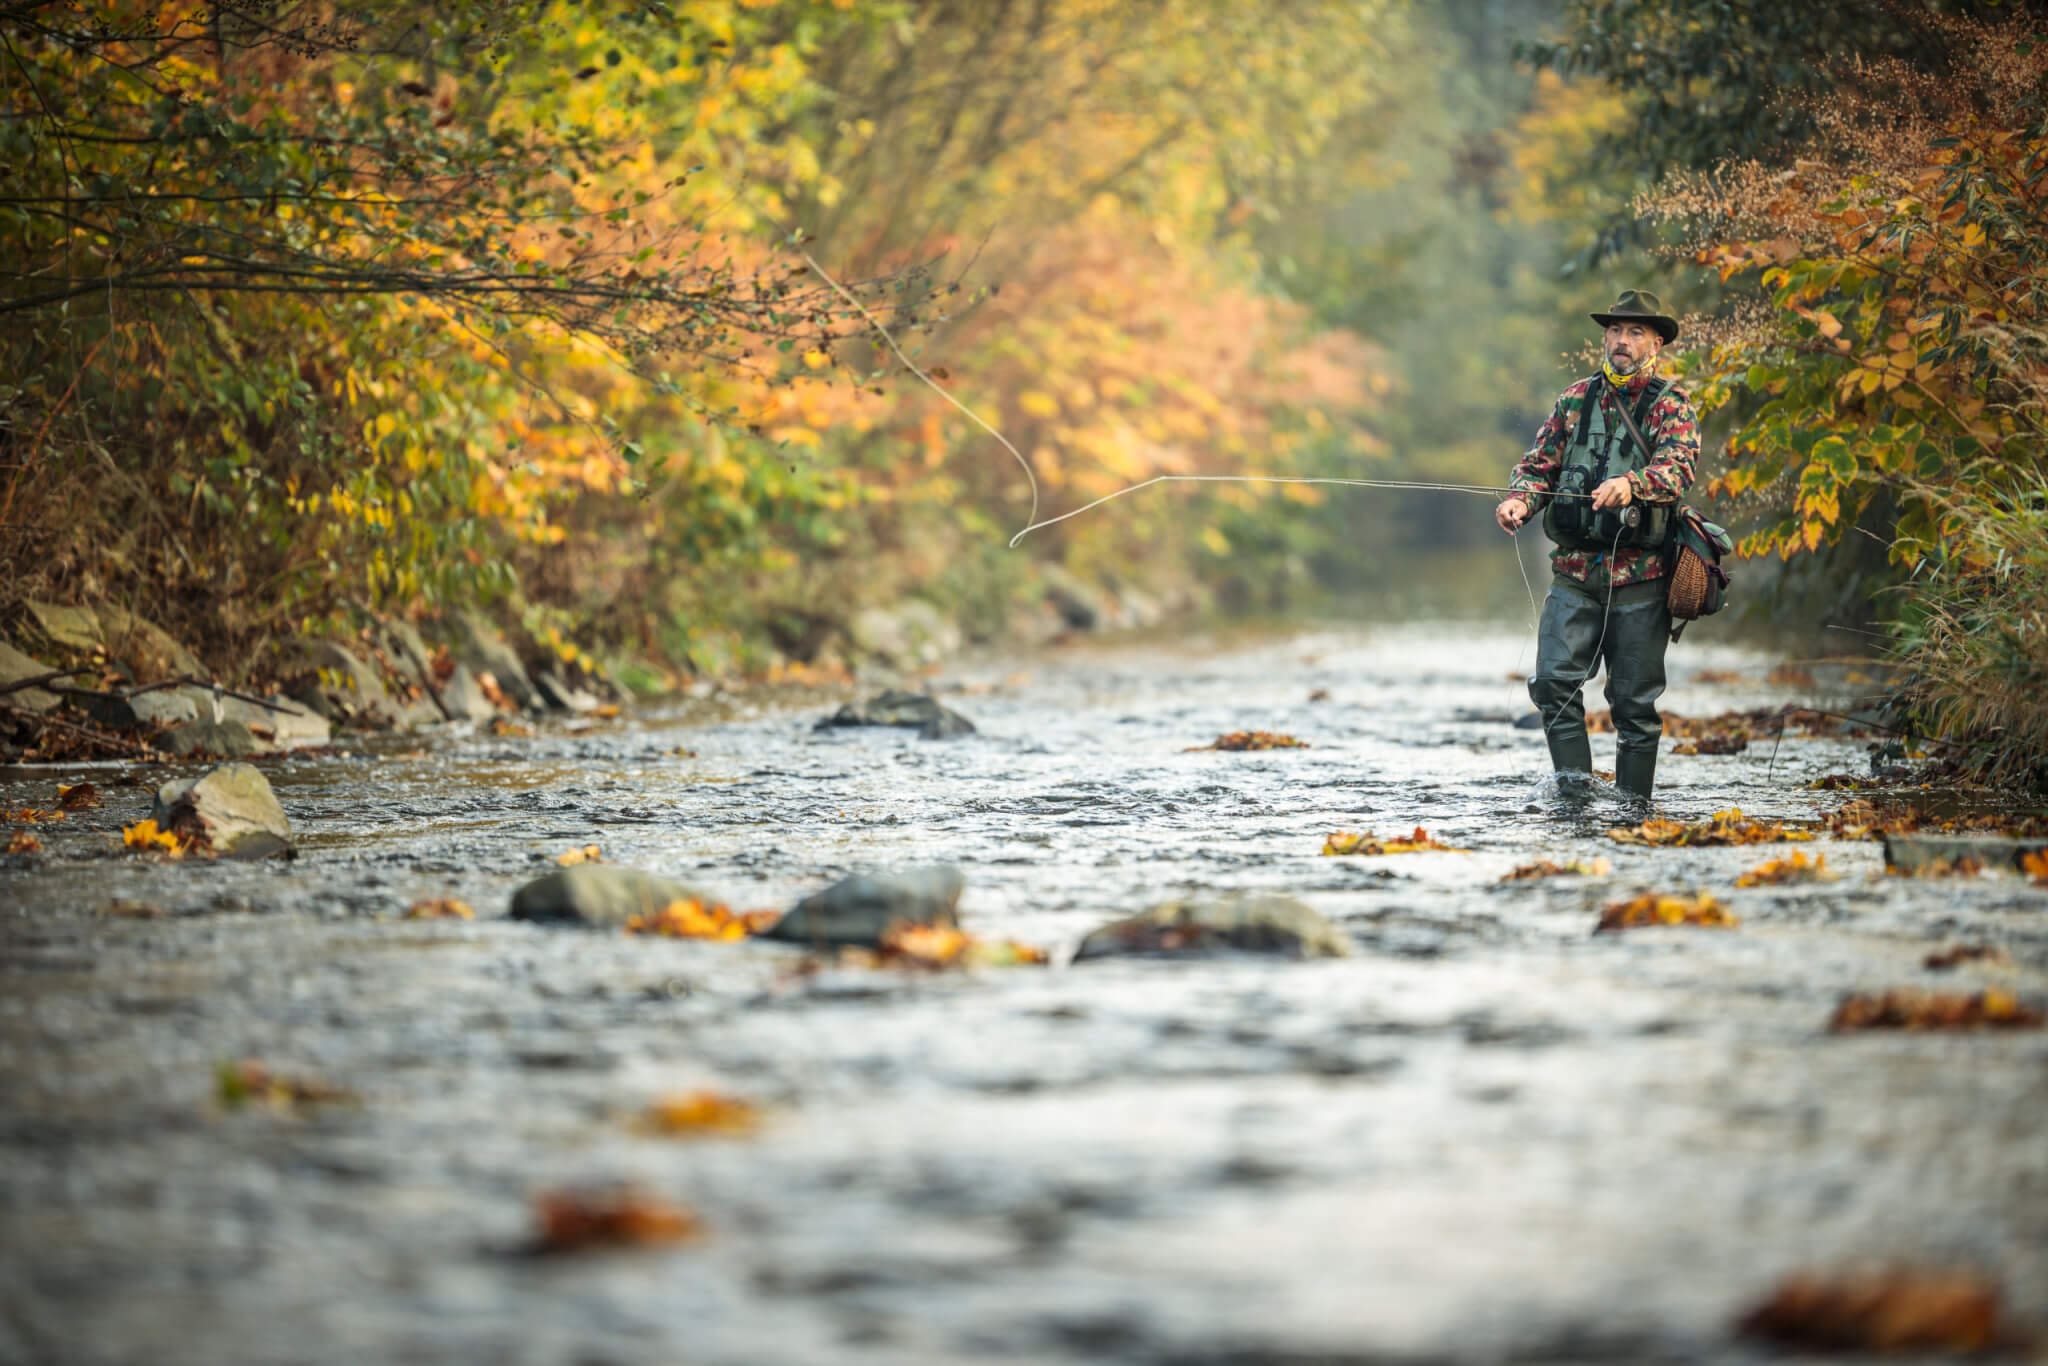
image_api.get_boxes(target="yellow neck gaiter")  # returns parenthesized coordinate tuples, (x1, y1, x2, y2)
(1603, 351, 1656, 391)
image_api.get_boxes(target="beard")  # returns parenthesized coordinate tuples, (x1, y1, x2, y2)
(1607, 349, 1641, 375)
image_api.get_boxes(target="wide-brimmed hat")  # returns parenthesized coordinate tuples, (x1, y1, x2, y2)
(1591, 289, 1679, 345)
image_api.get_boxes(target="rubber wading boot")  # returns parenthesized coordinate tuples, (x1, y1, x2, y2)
(1616, 748, 1657, 802)
(1546, 727, 1593, 777)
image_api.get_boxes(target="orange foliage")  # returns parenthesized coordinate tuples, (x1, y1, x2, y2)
(626, 899, 781, 940)
(1500, 858, 1612, 882)
(641, 1091, 762, 1138)
(404, 898, 476, 921)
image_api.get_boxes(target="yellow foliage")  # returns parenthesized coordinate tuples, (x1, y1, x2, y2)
(641, 1091, 762, 1137)
(1324, 827, 1466, 856)
(1595, 891, 1738, 933)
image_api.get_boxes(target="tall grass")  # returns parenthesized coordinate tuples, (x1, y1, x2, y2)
(1892, 476, 2048, 787)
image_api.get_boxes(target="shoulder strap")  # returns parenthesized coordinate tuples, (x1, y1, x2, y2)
(1570, 381, 1603, 449)
(1614, 378, 1666, 464)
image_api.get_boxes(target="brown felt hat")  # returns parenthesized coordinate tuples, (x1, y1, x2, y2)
(1591, 289, 1679, 345)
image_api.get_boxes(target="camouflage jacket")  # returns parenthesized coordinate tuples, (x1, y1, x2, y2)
(1509, 372, 1701, 588)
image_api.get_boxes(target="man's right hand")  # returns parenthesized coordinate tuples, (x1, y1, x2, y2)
(1495, 497, 1530, 534)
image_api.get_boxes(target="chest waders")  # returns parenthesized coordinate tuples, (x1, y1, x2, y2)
(1529, 377, 1675, 804)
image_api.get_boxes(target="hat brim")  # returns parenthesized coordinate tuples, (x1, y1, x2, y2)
(1592, 311, 1679, 345)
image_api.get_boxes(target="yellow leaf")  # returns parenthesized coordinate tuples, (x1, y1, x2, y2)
(1815, 311, 1843, 338)
(1017, 390, 1060, 419)
(556, 844, 603, 866)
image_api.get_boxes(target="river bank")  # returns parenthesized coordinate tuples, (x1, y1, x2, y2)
(3, 621, 2045, 1364)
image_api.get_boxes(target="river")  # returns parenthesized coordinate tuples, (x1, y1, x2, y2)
(3, 619, 2044, 1364)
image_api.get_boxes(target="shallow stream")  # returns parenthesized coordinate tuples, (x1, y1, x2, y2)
(4, 621, 2045, 1364)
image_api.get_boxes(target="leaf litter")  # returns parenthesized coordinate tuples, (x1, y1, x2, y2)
(404, 897, 475, 920)
(216, 1059, 358, 1112)
(625, 899, 782, 940)
(1923, 944, 2007, 971)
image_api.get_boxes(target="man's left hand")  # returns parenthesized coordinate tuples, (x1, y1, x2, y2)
(1591, 476, 1634, 510)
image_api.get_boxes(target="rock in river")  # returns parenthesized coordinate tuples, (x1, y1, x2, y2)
(1073, 893, 1352, 961)
(509, 865, 711, 928)
(152, 763, 292, 859)
(763, 865, 965, 948)
(815, 689, 976, 740)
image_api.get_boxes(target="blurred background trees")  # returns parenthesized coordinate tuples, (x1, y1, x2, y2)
(5, 0, 2043, 769)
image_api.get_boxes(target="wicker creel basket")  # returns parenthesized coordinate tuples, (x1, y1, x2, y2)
(1667, 543, 1713, 619)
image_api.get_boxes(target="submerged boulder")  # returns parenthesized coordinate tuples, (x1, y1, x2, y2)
(152, 763, 292, 859)
(1073, 894, 1352, 962)
(509, 865, 710, 928)
(815, 689, 976, 740)
(764, 865, 965, 948)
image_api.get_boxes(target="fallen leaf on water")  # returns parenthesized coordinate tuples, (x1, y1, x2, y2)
(122, 818, 200, 858)
(1829, 989, 2043, 1032)
(592, 703, 622, 719)
(1500, 858, 1612, 882)
(1766, 663, 1818, 688)
(56, 782, 102, 810)
(1924, 944, 2007, 972)
(1738, 1268, 2021, 1354)
(7, 831, 42, 855)
(4, 807, 62, 824)
(1595, 891, 1737, 933)
(1691, 668, 1748, 685)
(875, 921, 1048, 970)
(1694, 731, 1748, 755)
(666, 746, 698, 758)
(2022, 850, 2048, 886)
(216, 1059, 357, 1111)
(625, 898, 779, 940)
(1608, 808, 1814, 848)
(1188, 731, 1310, 751)
(99, 899, 166, 919)
(532, 1188, 702, 1253)
(1324, 827, 1467, 856)
(641, 1091, 762, 1137)
(489, 715, 535, 737)
(405, 897, 475, 920)
(1810, 773, 1877, 791)
(1736, 851, 1838, 887)
(555, 844, 602, 866)
(1306, 688, 1331, 702)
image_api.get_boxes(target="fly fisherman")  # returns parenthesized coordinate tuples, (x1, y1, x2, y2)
(1494, 290, 1701, 802)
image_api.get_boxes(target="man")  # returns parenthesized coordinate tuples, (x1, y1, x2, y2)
(1494, 290, 1700, 802)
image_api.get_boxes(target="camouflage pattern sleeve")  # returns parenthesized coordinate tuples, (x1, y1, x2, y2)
(1624, 384, 1700, 504)
(1509, 378, 1592, 514)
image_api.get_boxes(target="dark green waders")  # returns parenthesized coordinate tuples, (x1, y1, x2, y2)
(1528, 573, 1671, 800)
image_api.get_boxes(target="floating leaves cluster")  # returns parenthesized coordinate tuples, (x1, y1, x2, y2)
(1500, 858, 1611, 882)
(216, 1059, 357, 1112)
(404, 898, 476, 921)
(1323, 827, 1465, 856)
(1736, 851, 1838, 887)
(1188, 731, 1310, 751)
(122, 818, 203, 858)
(1739, 1268, 2022, 1354)
(1608, 808, 1814, 848)
(626, 899, 782, 940)
(1828, 990, 2042, 1032)
(640, 1091, 762, 1138)
(532, 1189, 702, 1254)
(1923, 944, 2007, 972)
(1594, 891, 1738, 933)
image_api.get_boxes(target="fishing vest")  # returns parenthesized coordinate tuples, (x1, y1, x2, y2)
(1541, 377, 1676, 553)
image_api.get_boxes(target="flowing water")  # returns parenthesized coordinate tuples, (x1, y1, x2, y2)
(3, 620, 2045, 1364)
